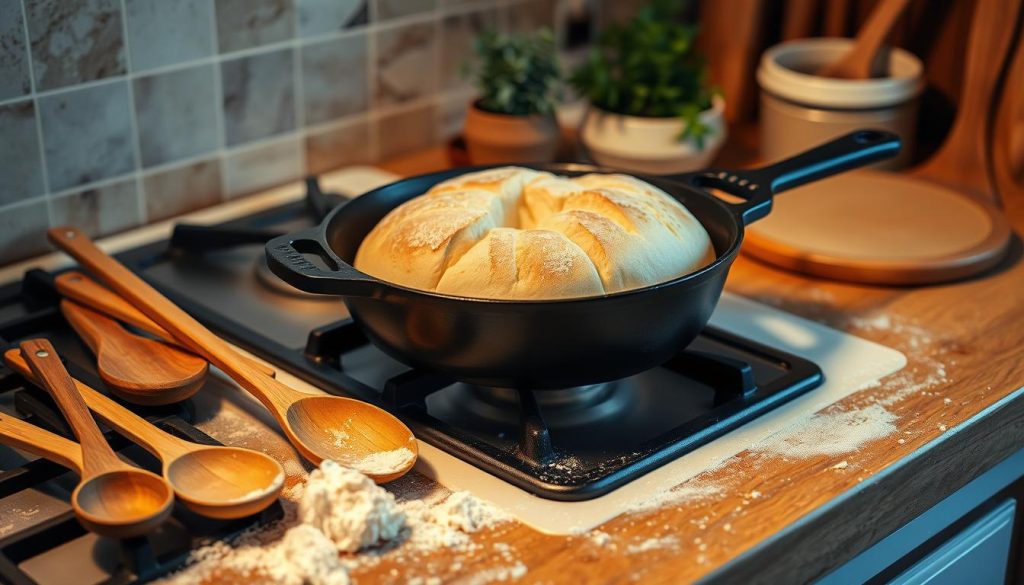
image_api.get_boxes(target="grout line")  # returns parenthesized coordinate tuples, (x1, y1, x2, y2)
(367, 1, 380, 162)
(292, 9, 306, 176)
(118, 0, 146, 225)
(19, 0, 53, 228)
(207, 0, 231, 202)
(0, 194, 49, 214)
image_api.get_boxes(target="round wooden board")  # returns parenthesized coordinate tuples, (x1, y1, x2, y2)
(743, 169, 1013, 285)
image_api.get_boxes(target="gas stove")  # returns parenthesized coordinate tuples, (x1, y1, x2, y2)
(113, 177, 832, 501)
(0, 167, 907, 568)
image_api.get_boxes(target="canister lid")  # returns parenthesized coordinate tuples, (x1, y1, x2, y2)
(757, 38, 924, 109)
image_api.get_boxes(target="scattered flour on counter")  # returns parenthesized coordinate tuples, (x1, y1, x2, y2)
(351, 447, 416, 476)
(627, 480, 724, 513)
(831, 460, 849, 470)
(457, 562, 527, 585)
(627, 536, 679, 553)
(300, 460, 406, 552)
(588, 531, 613, 547)
(752, 404, 898, 458)
(159, 461, 514, 584)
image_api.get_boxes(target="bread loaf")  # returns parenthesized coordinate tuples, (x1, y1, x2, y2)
(353, 167, 715, 299)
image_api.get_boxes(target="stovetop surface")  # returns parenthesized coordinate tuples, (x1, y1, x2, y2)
(111, 181, 824, 500)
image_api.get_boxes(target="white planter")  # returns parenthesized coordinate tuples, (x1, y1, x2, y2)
(580, 96, 726, 175)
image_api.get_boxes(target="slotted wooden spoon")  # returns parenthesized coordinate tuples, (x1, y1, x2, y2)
(4, 348, 284, 520)
(62, 300, 207, 405)
(18, 338, 174, 538)
(54, 271, 276, 379)
(48, 226, 417, 483)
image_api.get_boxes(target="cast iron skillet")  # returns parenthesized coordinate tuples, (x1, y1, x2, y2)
(267, 130, 900, 389)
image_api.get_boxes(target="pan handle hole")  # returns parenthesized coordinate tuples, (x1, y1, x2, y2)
(853, 130, 885, 143)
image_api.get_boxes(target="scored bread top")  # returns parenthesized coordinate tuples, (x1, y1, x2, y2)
(353, 166, 716, 300)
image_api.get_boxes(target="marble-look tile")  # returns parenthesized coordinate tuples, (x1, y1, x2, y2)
(302, 34, 368, 126)
(440, 8, 496, 91)
(24, 0, 126, 91)
(0, 199, 49, 265)
(297, 0, 368, 37)
(375, 22, 436, 106)
(305, 117, 372, 174)
(375, 0, 435, 21)
(224, 138, 302, 198)
(503, 0, 555, 33)
(216, 0, 294, 53)
(125, 0, 215, 72)
(437, 88, 473, 139)
(0, 1, 31, 100)
(376, 103, 437, 159)
(50, 178, 141, 238)
(221, 49, 295, 146)
(134, 64, 218, 167)
(0, 101, 45, 206)
(143, 159, 222, 222)
(38, 81, 135, 191)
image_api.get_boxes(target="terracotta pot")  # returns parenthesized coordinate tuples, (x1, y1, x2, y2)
(463, 102, 560, 164)
(580, 96, 727, 175)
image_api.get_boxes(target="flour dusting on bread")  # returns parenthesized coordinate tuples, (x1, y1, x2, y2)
(355, 167, 715, 299)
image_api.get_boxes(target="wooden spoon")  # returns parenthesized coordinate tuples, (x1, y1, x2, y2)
(817, 0, 911, 79)
(4, 349, 284, 520)
(910, 0, 1022, 206)
(18, 338, 174, 538)
(48, 227, 418, 483)
(61, 300, 207, 405)
(54, 271, 276, 379)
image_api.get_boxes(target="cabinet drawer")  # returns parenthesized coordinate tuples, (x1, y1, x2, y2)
(889, 499, 1016, 585)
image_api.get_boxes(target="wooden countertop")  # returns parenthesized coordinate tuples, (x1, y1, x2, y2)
(364, 132, 1024, 584)
(184, 129, 1024, 584)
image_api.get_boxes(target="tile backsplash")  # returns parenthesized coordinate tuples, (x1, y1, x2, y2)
(0, 0, 559, 265)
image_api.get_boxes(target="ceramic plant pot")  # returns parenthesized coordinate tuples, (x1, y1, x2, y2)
(463, 102, 560, 164)
(580, 96, 726, 175)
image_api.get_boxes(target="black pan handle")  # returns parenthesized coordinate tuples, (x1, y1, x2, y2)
(265, 228, 386, 297)
(682, 129, 901, 225)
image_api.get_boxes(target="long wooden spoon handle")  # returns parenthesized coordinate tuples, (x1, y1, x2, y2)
(48, 227, 298, 414)
(0, 411, 84, 473)
(4, 348, 188, 460)
(19, 339, 122, 476)
(55, 271, 276, 378)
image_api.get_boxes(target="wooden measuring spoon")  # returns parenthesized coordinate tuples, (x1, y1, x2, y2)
(49, 227, 418, 483)
(54, 271, 277, 379)
(4, 349, 284, 520)
(18, 338, 174, 538)
(817, 0, 911, 79)
(62, 300, 207, 405)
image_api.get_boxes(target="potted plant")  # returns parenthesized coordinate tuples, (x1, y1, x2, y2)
(463, 29, 562, 164)
(571, 2, 725, 174)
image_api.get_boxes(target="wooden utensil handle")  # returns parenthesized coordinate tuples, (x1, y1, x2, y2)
(0, 411, 84, 473)
(60, 299, 122, 354)
(55, 271, 277, 378)
(3, 348, 188, 460)
(48, 227, 298, 415)
(19, 339, 123, 475)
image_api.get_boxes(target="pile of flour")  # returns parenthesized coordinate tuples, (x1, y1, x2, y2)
(161, 461, 510, 584)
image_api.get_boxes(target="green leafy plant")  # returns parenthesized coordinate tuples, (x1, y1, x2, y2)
(571, 1, 719, 148)
(468, 28, 561, 116)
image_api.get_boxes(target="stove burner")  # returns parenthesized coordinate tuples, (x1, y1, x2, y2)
(455, 383, 627, 428)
